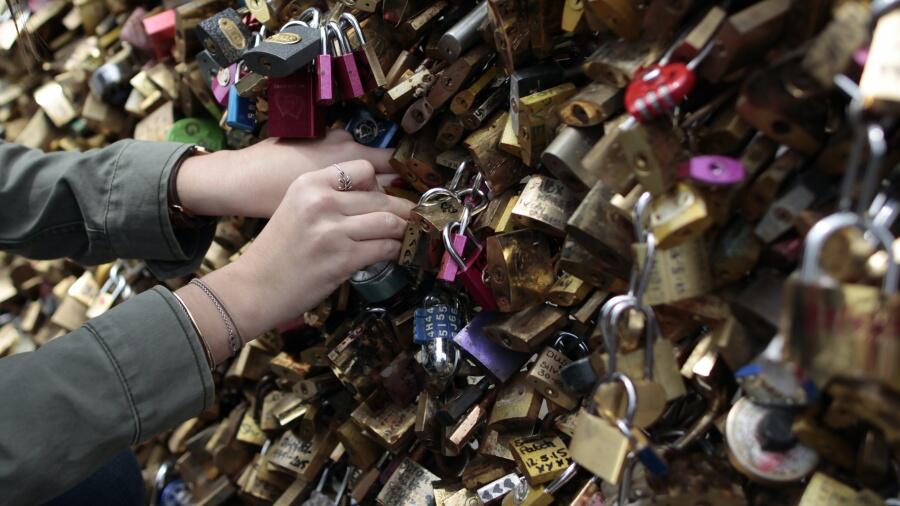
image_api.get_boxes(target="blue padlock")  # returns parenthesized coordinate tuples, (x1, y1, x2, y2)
(226, 85, 257, 132)
(226, 66, 257, 132)
(345, 108, 399, 148)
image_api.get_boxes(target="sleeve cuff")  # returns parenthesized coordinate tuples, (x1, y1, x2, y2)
(84, 286, 215, 442)
(105, 140, 216, 279)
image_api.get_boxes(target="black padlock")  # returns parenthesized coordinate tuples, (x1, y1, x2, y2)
(195, 50, 220, 89)
(89, 61, 134, 107)
(243, 21, 322, 78)
(196, 8, 253, 67)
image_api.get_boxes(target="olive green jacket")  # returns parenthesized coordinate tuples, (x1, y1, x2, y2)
(0, 140, 218, 505)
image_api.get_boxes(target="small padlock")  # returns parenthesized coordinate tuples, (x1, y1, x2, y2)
(649, 182, 713, 250)
(340, 13, 387, 92)
(226, 66, 257, 132)
(438, 1, 488, 62)
(569, 372, 638, 485)
(525, 332, 589, 410)
(327, 21, 365, 100)
(211, 63, 237, 105)
(244, 20, 322, 78)
(314, 26, 335, 105)
(345, 108, 398, 148)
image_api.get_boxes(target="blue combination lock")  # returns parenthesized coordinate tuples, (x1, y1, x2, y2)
(345, 108, 399, 148)
(226, 65, 257, 132)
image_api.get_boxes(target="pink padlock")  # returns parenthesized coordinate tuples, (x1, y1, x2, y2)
(438, 225, 497, 311)
(678, 155, 746, 186)
(211, 64, 237, 106)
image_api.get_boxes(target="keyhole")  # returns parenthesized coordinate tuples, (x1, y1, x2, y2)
(572, 104, 589, 124)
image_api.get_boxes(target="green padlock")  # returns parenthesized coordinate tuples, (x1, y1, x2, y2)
(165, 118, 226, 152)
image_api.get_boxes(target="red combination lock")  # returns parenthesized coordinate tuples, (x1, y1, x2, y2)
(625, 62, 696, 123)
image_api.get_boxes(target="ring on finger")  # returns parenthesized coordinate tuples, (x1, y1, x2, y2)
(334, 164, 353, 192)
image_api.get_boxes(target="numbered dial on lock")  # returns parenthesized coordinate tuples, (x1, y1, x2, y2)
(725, 398, 819, 484)
(625, 63, 696, 122)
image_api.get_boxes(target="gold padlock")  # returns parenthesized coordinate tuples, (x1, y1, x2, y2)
(649, 182, 713, 250)
(484, 229, 555, 313)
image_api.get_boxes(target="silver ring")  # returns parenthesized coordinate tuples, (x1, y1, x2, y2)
(334, 164, 352, 191)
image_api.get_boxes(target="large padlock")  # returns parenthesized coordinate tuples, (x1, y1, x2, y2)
(267, 70, 325, 138)
(243, 20, 322, 77)
(196, 8, 252, 67)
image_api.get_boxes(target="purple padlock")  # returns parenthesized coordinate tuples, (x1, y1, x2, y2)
(677, 155, 746, 186)
(453, 312, 531, 383)
(211, 64, 237, 106)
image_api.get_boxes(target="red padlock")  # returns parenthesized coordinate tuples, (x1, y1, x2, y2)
(327, 21, 365, 100)
(267, 71, 326, 139)
(438, 222, 497, 311)
(141, 9, 176, 60)
(624, 62, 696, 122)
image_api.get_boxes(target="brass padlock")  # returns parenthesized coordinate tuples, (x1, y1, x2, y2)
(484, 229, 555, 313)
(484, 303, 567, 353)
(649, 182, 713, 250)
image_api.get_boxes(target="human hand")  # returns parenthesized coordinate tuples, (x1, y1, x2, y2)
(176, 160, 413, 363)
(175, 129, 399, 218)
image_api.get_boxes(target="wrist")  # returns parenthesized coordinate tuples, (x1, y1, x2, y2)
(176, 148, 240, 217)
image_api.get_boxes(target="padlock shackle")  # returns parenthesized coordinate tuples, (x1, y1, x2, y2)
(599, 294, 640, 373)
(319, 26, 328, 55)
(553, 331, 589, 358)
(801, 211, 898, 293)
(297, 7, 320, 28)
(448, 160, 468, 192)
(609, 301, 656, 380)
(632, 192, 653, 242)
(545, 462, 579, 495)
(339, 12, 366, 45)
(590, 371, 638, 425)
(327, 21, 352, 55)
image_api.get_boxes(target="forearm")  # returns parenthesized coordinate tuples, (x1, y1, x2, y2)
(176, 147, 297, 218)
(0, 140, 214, 279)
(0, 288, 213, 505)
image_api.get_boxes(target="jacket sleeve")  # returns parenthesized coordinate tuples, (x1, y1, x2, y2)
(0, 286, 216, 505)
(0, 140, 216, 279)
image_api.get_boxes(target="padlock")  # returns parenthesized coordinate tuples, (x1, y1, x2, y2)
(244, 20, 322, 78)
(541, 125, 604, 193)
(698, 0, 792, 83)
(267, 70, 325, 138)
(349, 261, 409, 303)
(142, 9, 176, 60)
(438, 216, 497, 311)
(211, 63, 237, 106)
(197, 8, 251, 67)
(453, 312, 531, 383)
(465, 112, 525, 194)
(314, 26, 335, 106)
(649, 182, 713, 250)
(85, 265, 130, 319)
(339, 13, 387, 92)
(451, 65, 499, 116)
(566, 181, 634, 269)
(569, 372, 638, 485)
(487, 372, 541, 430)
(345, 109, 398, 148)
(508, 435, 571, 487)
(483, 229, 555, 313)
(633, 237, 712, 306)
(484, 303, 567, 353)
(246, 0, 277, 31)
(510, 176, 578, 238)
(438, 1, 489, 62)
(327, 21, 365, 100)
(619, 119, 686, 197)
(783, 211, 900, 391)
(429, 44, 493, 112)
(596, 299, 669, 428)
(225, 67, 257, 132)
(461, 81, 510, 132)
(525, 332, 588, 410)
(517, 83, 578, 167)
